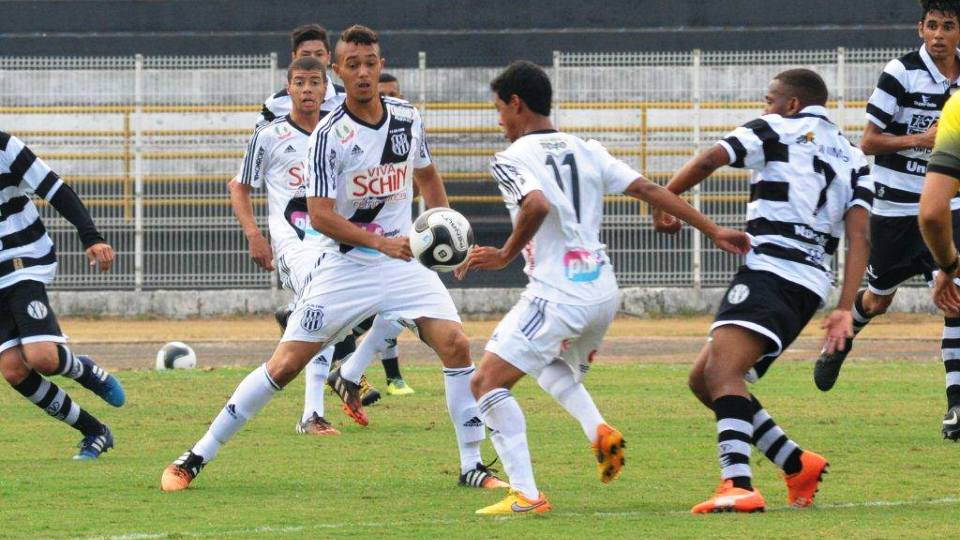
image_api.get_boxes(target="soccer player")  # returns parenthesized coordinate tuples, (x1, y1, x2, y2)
(654, 69, 873, 513)
(161, 25, 505, 492)
(458, 61, 752, 515)
(378, 73, 402, 99)
(0, 132, 123, 459)
(814, 1, 960, 402)
(229, 56, 340, 435)
(920, 90, 960, 438)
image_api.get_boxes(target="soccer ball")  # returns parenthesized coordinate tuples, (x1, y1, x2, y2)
(155, 341, 197, 370)
(409, 208, 474, 272)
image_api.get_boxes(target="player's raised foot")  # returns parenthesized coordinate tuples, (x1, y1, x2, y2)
(160, 451, 206, 492)
(459, 461, 509, 489)
(592, 423, 626, 483)
(359, 374, 381, 407)
(691, 480, 765, 514)
(942, 405, 960, 441)
(327, 367, 368, 426)
(274, 307, 291, 334)
(296, 412, 340, 436)
(386, 378, 415, 396)
(784, 451, 829, 508)
(77, 355, 125, 407)
(73, 425, 114, 460)
(475, 489, 551, 515)
(813, 338, 853, 391)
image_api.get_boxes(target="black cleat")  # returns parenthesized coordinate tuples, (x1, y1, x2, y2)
(942, 406, 960, 441)
(359, 375, 382, 407)
(813, 338, 853, 391)
(274, 307, 291, 334)
(327, 367, 368, 426)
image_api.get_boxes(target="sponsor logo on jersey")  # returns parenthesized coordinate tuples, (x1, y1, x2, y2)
(389, 104, 414, 122)
(288, 164, 304, 188)
(727, 284, 750, 304)
(334, 121, 355, 144)
(253, 147, 265, 182)
(284, 144, 297, 153)
(300, 305, 325, 332)
(390, 133, 411, 155)
(27, 300, 48, 320)
(563, 248, 603, 282)
(347, 161, 411, 203)
(792, 224, 831, 248)
(351, 145, 364, 158)
(913, 94, 936, 109)
(795, 131, 815, 144)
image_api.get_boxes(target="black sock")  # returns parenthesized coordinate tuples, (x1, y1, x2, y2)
(13, 370, 104, 436)
(382, 357, 402, 380)
(333, 334, 357, 364)
(57, 344, 104, 390)
(713, 395, 754, 491)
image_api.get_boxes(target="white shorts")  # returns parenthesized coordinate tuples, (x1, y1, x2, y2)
(282, 253, 461, 345)
(276, 249, 323, 301)
(485, 293, 619, 382)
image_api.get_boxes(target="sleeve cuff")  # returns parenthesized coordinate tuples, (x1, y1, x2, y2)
(716, 140, 737, 164)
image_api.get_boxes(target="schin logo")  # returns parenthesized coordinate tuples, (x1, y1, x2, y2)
(390, 133, 410, 155)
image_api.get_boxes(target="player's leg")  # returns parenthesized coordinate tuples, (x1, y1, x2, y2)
(327, 316, 382, 407)
(298, 345, 338, 436)
(336, 316, 405, 402)
(939, 209, 960, 438)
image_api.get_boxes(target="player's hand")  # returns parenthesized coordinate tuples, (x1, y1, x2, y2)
(247, 233, 275, 271)
(378, 236, 413, 261)
(652, 207, 683, 234)
(933, 270, 960, 313)
(454, 246, 508, 280)
(820, 308, 854, 355)
(710, 228, 752, 255)
(917, 123, 939, 149)
(84, 242, 114, 272)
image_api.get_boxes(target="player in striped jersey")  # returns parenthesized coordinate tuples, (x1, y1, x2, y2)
(0, 132, 124, 459)
(920, 90, 960, 439)
(655, 69, 873, 512)
(457, 61, 750, 515)
(815, 1, 960, 392)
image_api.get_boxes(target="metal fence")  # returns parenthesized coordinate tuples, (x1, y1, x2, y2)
(0, 48, 912, 289)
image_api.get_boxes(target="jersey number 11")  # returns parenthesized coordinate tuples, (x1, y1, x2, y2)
(546, 154, 581, 222)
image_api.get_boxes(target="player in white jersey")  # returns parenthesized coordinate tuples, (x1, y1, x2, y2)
(161, 25, 505, 493)
(813, 3, 960, 424)
(654, 69, 873, 513)
(229, 56, 341, 436)
(457, 61, 751, 515)
(0, 132, 123, 460)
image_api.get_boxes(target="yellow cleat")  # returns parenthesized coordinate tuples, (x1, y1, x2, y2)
(592, 423, 626, 483)
(475, 489, 552, 515)
(386, 378, 415, 396)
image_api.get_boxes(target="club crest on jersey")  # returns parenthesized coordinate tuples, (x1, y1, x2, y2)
(275, 124, 293, 140)
(390, 133, 411, 155)
(727, 284, 750, 305)
(334, 121, 355, 144)
(300, 305, 325, 333)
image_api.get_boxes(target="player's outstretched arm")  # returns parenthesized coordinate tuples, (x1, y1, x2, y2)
(821, 206, 871, 353)
(920, 172, 960, 312)
(228, 180, 274, 271)
(652, 145, 732, 234)
(454, 190, 549, 280)
(413, 164, 450, 209)
(307, 196, 412, 260)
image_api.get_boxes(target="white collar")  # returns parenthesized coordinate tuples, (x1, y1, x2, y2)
(919, 45, 960, 84)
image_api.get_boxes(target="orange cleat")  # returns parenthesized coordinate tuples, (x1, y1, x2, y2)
(691, 480, 766, 514)
(784, 450, 829, 508)
(160, 451, 205, 492)
(592, 424, 626, 483)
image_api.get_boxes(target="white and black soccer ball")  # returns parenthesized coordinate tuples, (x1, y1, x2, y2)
(409, 208, 474, 272)
(155, 341, 197, 370)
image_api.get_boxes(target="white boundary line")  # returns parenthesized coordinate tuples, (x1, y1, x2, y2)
(60, 496, 960, 540)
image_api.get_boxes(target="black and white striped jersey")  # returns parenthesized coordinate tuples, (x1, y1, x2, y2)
(256, 77, 344, 127)
(866, 46, 960, 216)
(0, 132, 64, 289)
(717, 105, 874, 301)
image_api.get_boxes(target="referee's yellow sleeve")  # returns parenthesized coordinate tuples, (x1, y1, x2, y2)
(928, 93, 960, 178)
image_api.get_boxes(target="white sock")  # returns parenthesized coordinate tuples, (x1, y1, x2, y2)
(339, 316, 403, 383)
(192, 364, 280, 462)
(537, 359, 605, 441)
(443, 365, 485, 473)
(302, 345, 334, 422)
(478, 388, 538, 500)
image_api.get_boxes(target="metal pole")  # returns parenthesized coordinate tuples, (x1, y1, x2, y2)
(133, 54, 144, 291)
(836, 47, 847, 279)
(691, 49, 703, 289)
(418, 51, 427, 215)
(552, 50, 561, 129)
(269, 52, 280, 290)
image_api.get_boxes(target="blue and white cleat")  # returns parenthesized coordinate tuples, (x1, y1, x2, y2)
(74, 426, 114, 460)
(78, 355, 125, 407)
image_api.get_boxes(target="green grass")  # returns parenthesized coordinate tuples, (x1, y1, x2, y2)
(0, 360, 957, 539)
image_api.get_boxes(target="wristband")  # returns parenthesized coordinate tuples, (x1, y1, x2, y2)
(941, 255, 960, 275)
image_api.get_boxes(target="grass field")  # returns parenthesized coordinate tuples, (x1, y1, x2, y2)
(1, 319, 958, 540)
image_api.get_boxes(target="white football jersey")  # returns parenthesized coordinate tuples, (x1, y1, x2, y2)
(238, 115, 319, 258)
(305, 96, 431, 265)
(490, 130, 639, 305)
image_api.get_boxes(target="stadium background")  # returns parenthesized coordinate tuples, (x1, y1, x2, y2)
(0, 0, 928, 295)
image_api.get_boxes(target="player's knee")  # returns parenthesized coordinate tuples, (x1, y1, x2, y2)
(469, 369, 487, 398)
(19, 342, 59, 375)
(0, 349, 30, 385)
(863, 291, 893, 315)
(266, 347, 313, 388)
(437, 332, 471, 367)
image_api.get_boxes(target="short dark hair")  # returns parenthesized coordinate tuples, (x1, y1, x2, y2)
(774, 68, 829, 107)
(339, 24, 379, 46)
(379, 73, 398, 84)
(290, 24, 330, 54)
(920, 0, 960, 21)
(287, 56, 327, 81)
(490, 60, 552, 116)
